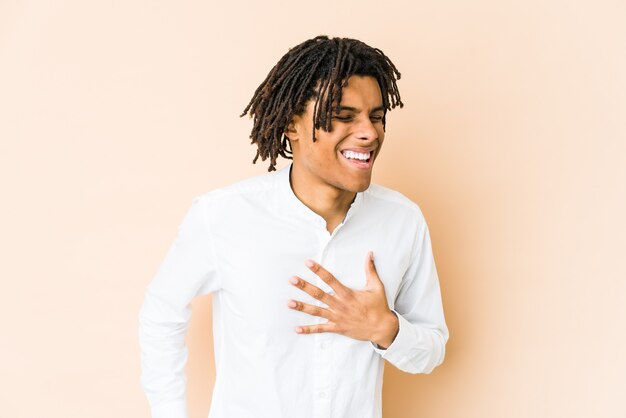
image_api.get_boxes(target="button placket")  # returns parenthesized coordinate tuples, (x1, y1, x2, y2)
(313, 331, 332, 417)
(312, 224, 333, 417)
(314, 229, 333, 300)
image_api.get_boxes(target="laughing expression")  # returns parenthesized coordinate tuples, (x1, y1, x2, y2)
(287, 75, 386, 194)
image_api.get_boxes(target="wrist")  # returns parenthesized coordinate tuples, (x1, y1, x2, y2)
(371, 310, 399, 349)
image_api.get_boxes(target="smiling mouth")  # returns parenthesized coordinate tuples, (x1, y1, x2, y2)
(340, 150, 373, 169)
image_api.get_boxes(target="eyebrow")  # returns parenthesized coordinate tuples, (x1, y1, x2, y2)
(334, 105, 386, 113)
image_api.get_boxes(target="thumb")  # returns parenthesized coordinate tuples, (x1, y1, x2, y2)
(364, 251, 383, 288)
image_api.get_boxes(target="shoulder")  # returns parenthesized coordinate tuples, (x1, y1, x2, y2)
(364, 183, 428, 227)
(192, 169, 280, 206)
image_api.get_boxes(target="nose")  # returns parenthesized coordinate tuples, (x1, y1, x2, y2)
(354, 117, 379, 141)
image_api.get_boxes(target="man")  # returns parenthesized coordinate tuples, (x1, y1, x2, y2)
(139, 35, 449, 418)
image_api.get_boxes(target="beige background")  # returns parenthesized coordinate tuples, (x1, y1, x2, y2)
(1, 1, 625, 417)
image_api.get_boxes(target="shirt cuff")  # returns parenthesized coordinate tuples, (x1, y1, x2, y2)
(150, 399, 188, 418)
(370, 309, 414, 363)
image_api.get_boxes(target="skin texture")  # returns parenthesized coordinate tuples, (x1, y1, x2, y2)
(286, 75, 386, 233)
(288, 252, 399, 349)
(285, 75, 400, 348)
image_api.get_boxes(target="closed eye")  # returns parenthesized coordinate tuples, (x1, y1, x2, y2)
(332, 114, 384, 123)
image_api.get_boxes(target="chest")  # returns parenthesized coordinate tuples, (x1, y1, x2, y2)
(210, 212, 414, 320)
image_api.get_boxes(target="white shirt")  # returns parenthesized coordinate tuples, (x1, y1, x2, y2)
(138, 163, 449, 418)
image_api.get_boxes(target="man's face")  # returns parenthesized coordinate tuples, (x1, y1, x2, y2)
(288, 75, 386, 193)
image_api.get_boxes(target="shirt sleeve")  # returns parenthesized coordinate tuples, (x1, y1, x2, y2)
(138, 195, 221, 418)
(370, 215, 449, 374)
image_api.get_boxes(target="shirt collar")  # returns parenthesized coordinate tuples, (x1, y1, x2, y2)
(276, 162, 365, 227)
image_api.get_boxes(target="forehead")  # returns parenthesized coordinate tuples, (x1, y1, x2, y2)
(338, 75, 383, 107)
(304, 75, 384, 115)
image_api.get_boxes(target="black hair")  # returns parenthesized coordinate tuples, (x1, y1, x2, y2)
(240, 35, 403, 172)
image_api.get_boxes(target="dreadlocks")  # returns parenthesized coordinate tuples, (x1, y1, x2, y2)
(240, 35, 404, 172)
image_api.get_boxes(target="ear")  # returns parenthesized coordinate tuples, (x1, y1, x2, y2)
(284, 118, 300, 142)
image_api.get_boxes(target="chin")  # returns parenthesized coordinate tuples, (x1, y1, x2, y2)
(346, 178, 372, 193)
(357, 181, 372, 192)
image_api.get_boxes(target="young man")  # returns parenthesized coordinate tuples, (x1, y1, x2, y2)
(139, 35, 449, 418)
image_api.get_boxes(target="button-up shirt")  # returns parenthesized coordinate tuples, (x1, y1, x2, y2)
(138, 163, 449, 418)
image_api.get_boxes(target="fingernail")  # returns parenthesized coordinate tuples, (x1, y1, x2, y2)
(305, 259, 315, 268)
(369, 251, 374, 261)
(287, 300, 297, 308)
(295, 327, 303, 333)
(289, 277, 299, 285)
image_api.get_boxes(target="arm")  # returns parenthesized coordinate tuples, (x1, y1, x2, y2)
(138, 195, 221, 418)
(370, 217, 449, 374)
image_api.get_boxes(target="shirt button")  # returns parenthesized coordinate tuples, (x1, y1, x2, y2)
(320, 341, 329, 349)
(318, 391, 327, 399)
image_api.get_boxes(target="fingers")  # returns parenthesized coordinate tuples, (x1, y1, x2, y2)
(305, 259, 349, 297)
(364, 250, 384, 289)
(365, 250, 375, 272)
(294, 322, 336, 334)
(287, 299, 333, 321)
(287, 275, 337, 333)
(289, 276, 334, 305)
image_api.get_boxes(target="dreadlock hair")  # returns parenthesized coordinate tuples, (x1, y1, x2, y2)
(240, 35, 404, 172)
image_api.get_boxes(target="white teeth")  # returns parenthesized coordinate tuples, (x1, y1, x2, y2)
(342, 150, 371, 161)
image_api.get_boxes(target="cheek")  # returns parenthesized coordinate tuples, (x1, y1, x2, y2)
(312, 132, 343, 158)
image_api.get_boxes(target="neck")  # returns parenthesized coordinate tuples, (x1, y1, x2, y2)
(289, 163, 356, 231)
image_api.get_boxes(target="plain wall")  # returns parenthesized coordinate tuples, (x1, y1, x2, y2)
(1, 1, 624, 417)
